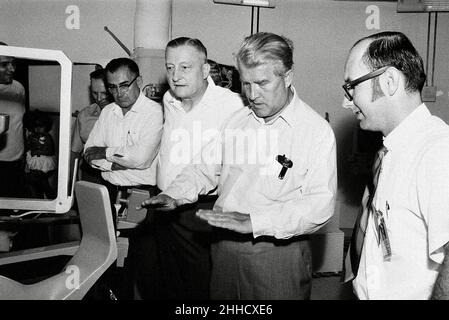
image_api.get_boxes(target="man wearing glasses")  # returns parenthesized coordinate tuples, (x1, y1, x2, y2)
(84, 58, 163, 225)
(342, 31, 449, 300)
(0, 42, 26, 199)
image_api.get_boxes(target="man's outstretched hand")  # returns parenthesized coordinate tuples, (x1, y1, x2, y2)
(196, 209, 253, 234)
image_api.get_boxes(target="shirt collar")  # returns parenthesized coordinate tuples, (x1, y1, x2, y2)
(248, 86, 297, 127)
(113, 91, 146, 116)
(91, 103, 102, 116)
(383, 103, 430, 151)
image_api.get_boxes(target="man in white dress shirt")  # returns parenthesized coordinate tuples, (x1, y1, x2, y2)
(142, 33, 337, 299)
(341, 31, 449, 300)
(84, 58, 163, 225)
(132, 37, 245, 300)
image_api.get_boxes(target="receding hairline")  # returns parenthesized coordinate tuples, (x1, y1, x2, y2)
(165, 43, 207, 62)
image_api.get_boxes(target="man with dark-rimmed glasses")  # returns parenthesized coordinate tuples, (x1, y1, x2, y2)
(84, 58, 163, 226)
(342, 31, 449, 300)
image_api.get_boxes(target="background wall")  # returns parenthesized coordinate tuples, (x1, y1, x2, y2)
(0, 0, 135, 66)
(1, 0, 448, 228)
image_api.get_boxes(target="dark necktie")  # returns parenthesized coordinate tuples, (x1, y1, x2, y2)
(343, 146, 388, 282)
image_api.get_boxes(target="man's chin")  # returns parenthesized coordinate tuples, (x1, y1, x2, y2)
(1, 78, 13, 85)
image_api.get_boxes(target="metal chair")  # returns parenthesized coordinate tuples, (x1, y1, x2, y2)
(0, 181, 117, 299)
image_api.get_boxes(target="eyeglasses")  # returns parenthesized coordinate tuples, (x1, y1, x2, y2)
(342, 66, 390, 101)
(107, 75, 139, 94)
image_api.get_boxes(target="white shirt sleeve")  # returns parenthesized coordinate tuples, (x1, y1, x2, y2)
(418, 141, 449, 264)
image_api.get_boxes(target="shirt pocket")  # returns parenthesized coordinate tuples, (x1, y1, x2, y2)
(126, 130, 139, 146)
(258, 161, 309, 201)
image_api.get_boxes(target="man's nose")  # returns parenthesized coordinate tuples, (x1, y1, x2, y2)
(342, 96, 354, 110)
(248, 84, 258, 101)
(6, 62, 15, 73)
(172, 68, 180, 82)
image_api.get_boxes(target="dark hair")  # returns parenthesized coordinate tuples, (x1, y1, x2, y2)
(235, 32, 294, 76)
(105, 58, 140, 77)
(354, 31, 426, 93)
(0, 42, 7, 46)
(23, 110, 52, 132)
(89, 67, 108, 84)
(165, 37, 207, 61)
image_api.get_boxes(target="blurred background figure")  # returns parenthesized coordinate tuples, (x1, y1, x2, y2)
(71, 67, 112, 183)
(23, 110, 56, 199)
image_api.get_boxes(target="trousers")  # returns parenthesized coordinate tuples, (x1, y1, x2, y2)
(211, 230, 312, 300)
(130, 195, 216, 300)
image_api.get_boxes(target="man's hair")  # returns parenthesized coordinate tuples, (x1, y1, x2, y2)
(89, 67, 107, 82)
(23, 110, 52, 133)
(354, 31, 426, 93)
(235, 32, 294, 76)
(165, 37, 208, 62)
(0, 42, 7, 46)
(105, 58, 140, 77)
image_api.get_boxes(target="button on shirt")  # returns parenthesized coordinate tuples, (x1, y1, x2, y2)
(163, 87, 337, 238)
(0, 80, 25, 161)
(157, 77, 245, 191)
(84, 92, 163, 186)
(354, 104, 449, 299)
(71, 103, 101, 153)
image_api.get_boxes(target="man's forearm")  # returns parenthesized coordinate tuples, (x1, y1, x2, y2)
(432, 242, 449, 300)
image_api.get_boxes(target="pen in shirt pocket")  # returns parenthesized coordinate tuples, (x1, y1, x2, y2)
(126, 130, 135, 146)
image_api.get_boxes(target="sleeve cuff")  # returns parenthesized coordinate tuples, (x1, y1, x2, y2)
(91, 159, 112, 171)
(250, 211, 273, 238)
(105, 147, 118, 161)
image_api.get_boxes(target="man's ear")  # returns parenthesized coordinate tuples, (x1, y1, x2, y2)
(202, 62, 210, 80)
(136, 75, 144, 88)
(283, 68, 294, 88)
(384, 67, 400, 96)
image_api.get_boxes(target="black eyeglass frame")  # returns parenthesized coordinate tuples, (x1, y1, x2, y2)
(342, 66, 390, 101)
(107, 74, 139, 94)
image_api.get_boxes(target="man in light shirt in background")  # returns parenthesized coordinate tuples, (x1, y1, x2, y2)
(71, 68, 112, 183)
(142, 32, 337, 299)
(132, 37, 245, 300)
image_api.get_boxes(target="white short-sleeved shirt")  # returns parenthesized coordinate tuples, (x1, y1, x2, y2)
(354, 104, 449, 299)
(84, 92, 163, 186)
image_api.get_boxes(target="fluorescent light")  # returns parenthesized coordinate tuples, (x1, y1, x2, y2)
(213, 0, 275, 8)
(242, 0, 271, 6)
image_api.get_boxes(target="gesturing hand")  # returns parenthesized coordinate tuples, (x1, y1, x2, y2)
(138, 194, 179, 212)
(196, 209, 253, 234)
